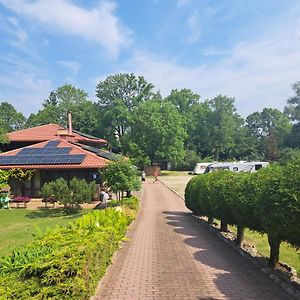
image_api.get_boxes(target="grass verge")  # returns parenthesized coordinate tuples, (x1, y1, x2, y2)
(0, 209, 86, 257)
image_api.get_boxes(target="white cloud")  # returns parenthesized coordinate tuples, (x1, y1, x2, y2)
(177, 0, 190, 7)
(0, 0, 131, 58)
(0, 72, 52, 115)
(57, 60, 82, 82)
(7, 16, 28, 43)
(120, 25, 300, 116)
(202, 46, 228, 57)
(185, 10, 201, 44)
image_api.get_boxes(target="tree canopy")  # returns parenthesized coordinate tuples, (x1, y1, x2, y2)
(102, 159, 140, 197)
(0, 102, 26, 132)
(26, 84, 100, 135)
(2, 75, 300, 166)
(124, 100, 187, 166)
(96, 73, 159, 151)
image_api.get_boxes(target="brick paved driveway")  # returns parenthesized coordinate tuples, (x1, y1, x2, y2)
(93, 181, 290, 300)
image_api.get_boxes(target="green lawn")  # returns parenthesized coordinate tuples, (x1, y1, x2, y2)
(0, 209, 86, 256)
(243, 229, 300, 275)
(160, 170, 190, 176)
(223, 222, 300, 275)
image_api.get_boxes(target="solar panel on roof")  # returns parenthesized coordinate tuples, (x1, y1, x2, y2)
(1, 156, 16, 161)
(68, 154, 86, 164)
(12, 156, 30, 164)
(41, 155, 59, 164)
(56, 148, 71, 154)
(0, 156, 16, 165)
(18, 148, 35, 155)
(45, 141, 60, 148)
(27, 156, 45, 164)
(43, 148, 58, 154)
(30, 149, 45, 155)
(54, 155, 70, 164)
(0, 141, 87, 166)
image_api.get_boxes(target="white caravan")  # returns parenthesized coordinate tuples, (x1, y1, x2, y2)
(205, 161, 269, 173)
(190, 162, 216, 175)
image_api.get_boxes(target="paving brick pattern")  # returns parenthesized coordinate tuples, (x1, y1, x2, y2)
(94, 181, 290, 300)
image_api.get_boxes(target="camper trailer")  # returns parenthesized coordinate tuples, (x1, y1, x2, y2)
(205, 161, 269, 173)
(190, 162, 215, 175)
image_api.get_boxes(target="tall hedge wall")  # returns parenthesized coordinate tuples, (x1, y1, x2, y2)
(185, 162, 300, 268)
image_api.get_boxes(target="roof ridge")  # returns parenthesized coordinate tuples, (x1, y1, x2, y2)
(7, 123, 63, 135)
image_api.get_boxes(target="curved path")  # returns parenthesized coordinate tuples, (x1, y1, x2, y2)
(94, 181, 290, 300)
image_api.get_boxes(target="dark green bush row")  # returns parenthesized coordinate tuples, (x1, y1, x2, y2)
(0, 198, 138, 300)
(185, 160, 300, 268)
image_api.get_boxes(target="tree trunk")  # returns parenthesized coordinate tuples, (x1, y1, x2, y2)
(208, 216, 214, 225)
(220, 220, 228, 232)
(268, 234, 281, 269)
(126, 190, 131, 197)
(236, 225, 244, 247)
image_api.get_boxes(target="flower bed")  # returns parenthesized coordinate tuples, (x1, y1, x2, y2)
(11, 196, 31, 203)
(11, 196, 31, 208)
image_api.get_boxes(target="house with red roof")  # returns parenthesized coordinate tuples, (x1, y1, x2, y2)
(2, 123, 107, 151)
(0, 114, 118, 197)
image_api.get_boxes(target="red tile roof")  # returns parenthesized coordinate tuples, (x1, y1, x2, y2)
(0, 138, 109, 169)
(7, 124, 107, 146)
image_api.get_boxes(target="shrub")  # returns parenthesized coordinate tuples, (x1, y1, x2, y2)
(197, 173, 214, 223)
(184, 163, 300, 269)
(228, 172, 264, 246)
(208, 171, 238, 231)
(185, 176, 202, 216)
(0, 197, 138, 299)
(41, 178, 96, 210)
(121, 196, 139, 211)
(256, 162, 300, 268)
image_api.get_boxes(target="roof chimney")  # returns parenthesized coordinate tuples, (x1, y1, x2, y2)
(68, 111, 73, 135)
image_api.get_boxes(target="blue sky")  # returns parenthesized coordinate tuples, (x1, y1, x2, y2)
(0, 0, 300, 117)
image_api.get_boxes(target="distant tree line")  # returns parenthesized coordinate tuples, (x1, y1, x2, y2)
(1, 74, 300, 167)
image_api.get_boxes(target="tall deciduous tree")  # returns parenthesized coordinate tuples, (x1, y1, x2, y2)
(284, 81, 300, 122)
(165, 88, 200, 115)
(96, 73, 159, 150)
(246, 108, 291, 160)
(284, 82, 300, 148)
(0, 102, 26, 132)
(26, 84, 100, 135)
(205, 95, 243, 160)
(124, 100, 187, 167)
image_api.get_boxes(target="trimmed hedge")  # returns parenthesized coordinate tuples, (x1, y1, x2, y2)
(185, 161, 300, 269)
(0, 197, 138, 299)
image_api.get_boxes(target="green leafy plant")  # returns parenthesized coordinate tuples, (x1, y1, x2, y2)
(0, 196, 139, 299)
(102, 159, 140, 201)
(41, 178, 96, 210)
(184, 161, 300, 270)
